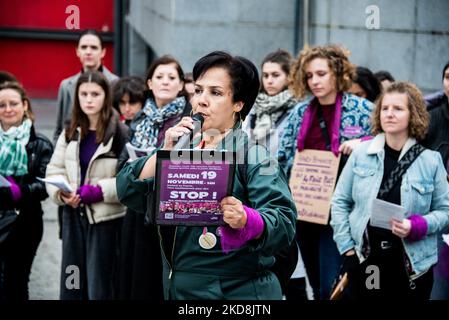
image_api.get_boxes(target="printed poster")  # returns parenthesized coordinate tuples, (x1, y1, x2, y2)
(154, 150, 235, 226)
(289, 149, 340, 225)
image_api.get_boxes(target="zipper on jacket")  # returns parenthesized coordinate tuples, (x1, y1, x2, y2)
(157, 226, 178, 279)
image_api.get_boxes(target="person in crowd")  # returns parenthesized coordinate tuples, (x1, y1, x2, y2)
(53, 29, 119, 241)
(53, 29, 118, 144)
(0, 81, 53, 300)
(184, 72, 195, 102)
(422, 60, 449, 300)
(112, 76, 146, 126)
(0, 71, 18, 85)
(45, 71, 128, 300)
(348, 66, 382, 103)
(117, 51, 297, 300)
(278, 44, 374, 300)
(242, 49, 307, 300)
(331, 81, 449, 300)
(374, 70, 395, 91)
(116, 55, 191, 300)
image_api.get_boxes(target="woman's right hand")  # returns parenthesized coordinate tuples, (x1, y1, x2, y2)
(163, 117, 195, 150)
(60, 191, 81, 209)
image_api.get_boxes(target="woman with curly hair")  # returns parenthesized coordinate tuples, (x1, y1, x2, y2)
(331, 82, 449, 300)
(278, 44, 374, 299)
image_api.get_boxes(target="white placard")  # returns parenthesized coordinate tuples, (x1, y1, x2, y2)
(0, 174, 11, 187)
(370, 198, 406, 230)
(38, 176, 73, 193)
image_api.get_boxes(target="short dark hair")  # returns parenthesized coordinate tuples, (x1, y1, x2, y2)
(145, 55, 188, 101)
(260, 49, 293, 93)
(112, 76, 146, 112)
(354, 66, 382, 102)
(0, 71, 18, 85)
(192, 51, 260, 121)
(78, 29, 104, 48)
(374, 70, 395, 83)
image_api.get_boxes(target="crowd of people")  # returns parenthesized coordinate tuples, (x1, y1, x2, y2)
(0, 28, 448, 301)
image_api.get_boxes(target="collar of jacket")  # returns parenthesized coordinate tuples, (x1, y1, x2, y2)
(367, 133, 417, 160)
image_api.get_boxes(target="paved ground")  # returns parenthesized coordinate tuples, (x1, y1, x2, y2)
(29, 99, 61, 300)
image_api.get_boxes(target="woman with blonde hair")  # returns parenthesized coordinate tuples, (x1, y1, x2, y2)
(331, 82, 449, 299)
(278, 44, 374, 299)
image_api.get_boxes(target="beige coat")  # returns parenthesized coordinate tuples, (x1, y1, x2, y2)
(46, 121, 127, 224)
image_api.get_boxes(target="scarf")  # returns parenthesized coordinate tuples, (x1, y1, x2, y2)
(132, 97, 186, 149)
(0, 118, 32, 176)
(296, 93, 343, 156)
(252, 90, 296, 140)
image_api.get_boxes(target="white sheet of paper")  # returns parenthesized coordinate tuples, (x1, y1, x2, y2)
(370, 198, 406, 230)
(126, 142, 154, 161)
(37, 176, 73, 193)
(443, 234, 449, 247)
(0, 174, 11, 187)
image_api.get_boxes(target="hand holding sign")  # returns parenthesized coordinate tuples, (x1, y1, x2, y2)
(221, 196, 246, 229)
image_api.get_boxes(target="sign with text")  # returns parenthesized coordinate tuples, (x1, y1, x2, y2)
(289, 149, 341, 225)
(154, 150, 235, 226)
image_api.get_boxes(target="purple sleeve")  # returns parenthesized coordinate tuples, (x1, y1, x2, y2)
(407, 214, 428, 242)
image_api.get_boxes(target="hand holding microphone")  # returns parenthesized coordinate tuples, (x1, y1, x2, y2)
(163, 114, 204, 150)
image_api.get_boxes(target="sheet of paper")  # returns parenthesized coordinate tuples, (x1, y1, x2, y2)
(443, 234, 449, 247)
(126, 142, 154, 161)
(370, 198, 406, 230)
(0, 174, 11, 187)
(37, 176, 73, 193)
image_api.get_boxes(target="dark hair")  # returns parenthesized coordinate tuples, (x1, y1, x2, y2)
(0, 71, 18, 85)
(374, 70, 395, 83)
(66, 71, 112, 143)
(260, 49, 293, 93)
(0, 81, 34, 122)
(112, 76, 146, 113)
(184, 72, 194, 84)
(145, 55, 188, 102)
(442, 60, 449, 81)
(192, 51, 260, 121)
(78, 29, 104, 48)
(353, 66, 382, 102)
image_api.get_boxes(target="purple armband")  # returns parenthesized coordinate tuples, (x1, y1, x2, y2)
(77, 185, 104, 204)
(6, 176, 22, 202)
(407, 214, 428, 242)
(220, 205, 265, 254)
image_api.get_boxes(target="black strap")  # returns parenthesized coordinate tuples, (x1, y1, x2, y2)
(316, 105, 331, 151)
(378, 143, 426, 200)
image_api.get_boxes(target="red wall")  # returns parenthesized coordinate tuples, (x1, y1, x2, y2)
(0, 0, 115, 99)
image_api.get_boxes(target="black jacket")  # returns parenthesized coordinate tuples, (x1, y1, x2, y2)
(423, 96, 449, 167)
(0, 125, 53, 215)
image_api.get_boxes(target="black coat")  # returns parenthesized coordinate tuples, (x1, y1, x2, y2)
(0, 125, 53, 248)
(423, 96, 449, 167)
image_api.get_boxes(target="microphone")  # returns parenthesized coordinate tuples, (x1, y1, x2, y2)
(173, 114, 204, 149)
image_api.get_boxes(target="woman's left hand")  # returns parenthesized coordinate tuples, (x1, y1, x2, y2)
(391, 219, 411, 238)
(221, 196, 247, 229)
(339, 138, 362, 155)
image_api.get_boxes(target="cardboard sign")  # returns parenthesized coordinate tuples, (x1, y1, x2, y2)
(289, 149, 341, 225)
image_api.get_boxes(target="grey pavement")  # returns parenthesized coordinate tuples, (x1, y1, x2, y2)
(29, 99, 61, 300)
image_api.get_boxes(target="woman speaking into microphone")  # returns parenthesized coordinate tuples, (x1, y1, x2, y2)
(117, 51, 297, 300)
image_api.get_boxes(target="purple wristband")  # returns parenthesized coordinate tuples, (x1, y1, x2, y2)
(77, 185, 104, 204)
(361, 136, 373, 142)
(407, 214, 428, 242)
(220, 205, 265, 254)
(6, 176, 22, 202)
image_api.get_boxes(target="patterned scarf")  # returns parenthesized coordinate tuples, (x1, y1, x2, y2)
(253, 90, 296, 140)
(132, 97, 186, 149)
(0, 118, 32, 176)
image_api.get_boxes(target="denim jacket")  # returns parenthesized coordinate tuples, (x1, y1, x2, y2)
(331, 134, 449, 278)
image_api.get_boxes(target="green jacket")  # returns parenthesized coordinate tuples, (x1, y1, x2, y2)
(116, 128, 297, 300)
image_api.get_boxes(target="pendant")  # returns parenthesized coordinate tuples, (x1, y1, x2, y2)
(199, 227, 217, 250)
